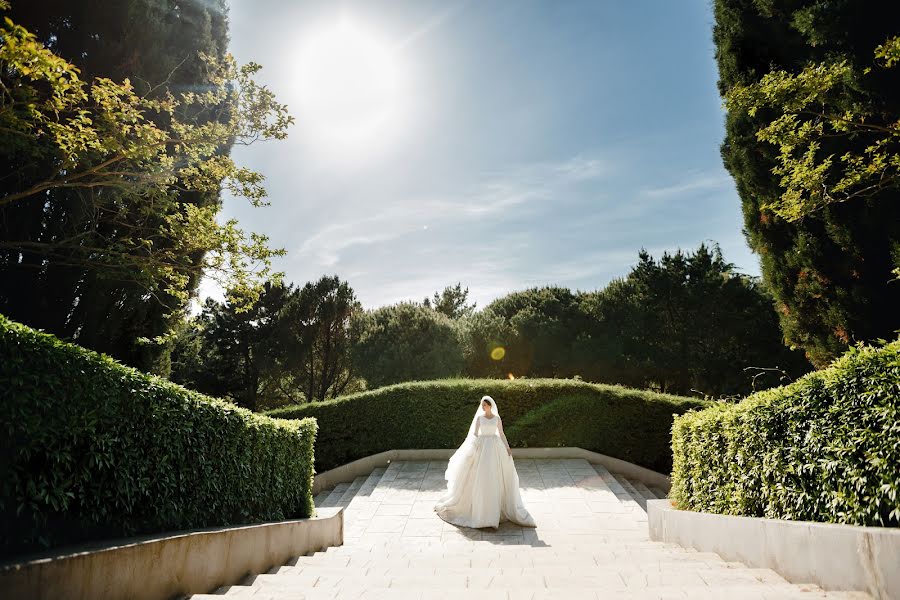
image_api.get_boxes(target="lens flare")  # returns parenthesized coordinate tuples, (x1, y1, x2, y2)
(490, 346, 506, 361)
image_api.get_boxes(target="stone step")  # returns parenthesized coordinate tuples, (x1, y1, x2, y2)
(302, 550, 731, 564)
(589, 464, 646, 518)
(350, 467, 387, 502)
(300, 555, 731, 568)
(193, 585, 866, 600)
(189, 459, 872, 600)
(312, 488, 331, 506)
(319, 481, 351, 508)
(337, 475, 368, 507)
(612, 474, 647, 512)
(318, 541, 697, 553)
(314, 466, 388, 512)
(649, 485, 668, 499)
(314, 542, 722, 555)
(266, 564, 788, 581)
(302, 544, 730, 557)
(234, 573, 847, 595)
(628, 479, 659, 503)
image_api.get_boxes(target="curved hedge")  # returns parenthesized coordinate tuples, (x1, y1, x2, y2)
(268, 378, 706, 473)
(671, 340, 900, 526)
(0, 314, 317, 557)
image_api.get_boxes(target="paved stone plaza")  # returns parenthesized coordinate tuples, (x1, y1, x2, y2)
(192, 459, 870, 599)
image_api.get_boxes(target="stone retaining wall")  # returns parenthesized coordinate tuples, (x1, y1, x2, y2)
(648, 499, 899, 600)
(0, 507, 343, 600)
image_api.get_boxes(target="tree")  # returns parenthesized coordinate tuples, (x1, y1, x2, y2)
(725, 36, 900, 223)
(0, 1, 291, 372)
(279, 276, 362, 402)
(459, 310, 522, 378)
(170, 282, 291, 411)
(586, 244, 810, 396)
(424, 283, 476, 319)
(352, 302, 465, 388)
(172, 276, 362, 406)
(481, 287, 588, 378)
(714, 0, 900, 366)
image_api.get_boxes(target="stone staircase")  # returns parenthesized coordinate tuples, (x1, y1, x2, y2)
(189, 459, 869, 599)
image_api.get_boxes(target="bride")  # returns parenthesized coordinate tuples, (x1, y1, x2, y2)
(434, 395, 536, 529)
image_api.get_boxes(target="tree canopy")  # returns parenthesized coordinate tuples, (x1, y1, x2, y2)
(171, 276, 362, 408)
(423, 283, 476, 319)
(0, 0, 290, 371)
(351, 302, 466, 388)
(714, 0, 900, 366)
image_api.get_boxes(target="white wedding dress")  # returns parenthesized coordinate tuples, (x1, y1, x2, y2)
(434, 397, 536, 529)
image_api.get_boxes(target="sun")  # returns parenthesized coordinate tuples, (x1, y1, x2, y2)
(294, 16, 407, 154)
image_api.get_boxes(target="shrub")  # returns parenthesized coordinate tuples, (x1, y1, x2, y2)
(269, 378, 706, 474)
(671, 340, 900, 526)
(0, 314, 317, 557)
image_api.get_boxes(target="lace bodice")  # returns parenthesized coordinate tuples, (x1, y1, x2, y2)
(477, 414, 499, 436)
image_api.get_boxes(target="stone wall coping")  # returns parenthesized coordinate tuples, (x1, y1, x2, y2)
(312, 447, 671, 494)
(0, 507, 344, 600)
(647, 499, 900, 600)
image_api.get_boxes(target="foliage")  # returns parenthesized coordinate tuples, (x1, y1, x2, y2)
(0, 312, 317, 556)
(460, 309, 523, 379)
(456, 245, 807, 397)
(423, 282, 476, 319)
(175, 245, 804, 400)
(583, 244, 810, 396)
(725, 36, 900, 223)
(0, 1, 291, 371)
(279, 276, 362, 402)
(171, 282, 292, 410)
(671, 339, 900, 526)
(714, 0, 900, 366)
(351, 302, 466, 388)
(478, 286, 590, 379)
(171, 276, 362, 407)
(268, 378, 707, 474)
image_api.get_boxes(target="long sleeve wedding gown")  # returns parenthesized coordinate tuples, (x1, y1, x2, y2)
(433, 398, 536, 529)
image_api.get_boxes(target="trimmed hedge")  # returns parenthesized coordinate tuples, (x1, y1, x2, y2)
(0, 314, 317, 557)
(268, 378, 707, 474)
(671, 340, 900, 526)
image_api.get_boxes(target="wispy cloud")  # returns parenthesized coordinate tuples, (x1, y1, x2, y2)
(395, 1, 471, 51)
(297, 154, 609, 268)
(641, 172, 733, 198)
(552, 156, 609, 181)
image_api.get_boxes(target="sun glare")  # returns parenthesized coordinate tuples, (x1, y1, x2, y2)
(294, 16, 407, 155)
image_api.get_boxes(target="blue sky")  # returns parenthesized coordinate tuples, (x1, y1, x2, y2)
(217, 0, 757, 309)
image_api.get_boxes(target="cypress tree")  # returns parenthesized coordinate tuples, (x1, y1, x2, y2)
(714, 0, 900, 366)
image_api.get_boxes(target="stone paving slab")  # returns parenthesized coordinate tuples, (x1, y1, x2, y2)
(194, 588, 868, 600)
(190, 460, 870, 600)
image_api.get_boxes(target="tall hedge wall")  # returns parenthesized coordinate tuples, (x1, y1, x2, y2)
(268, 378, 707, 474)
(0, 314, 317, 557)
(671, 340, 900, 527)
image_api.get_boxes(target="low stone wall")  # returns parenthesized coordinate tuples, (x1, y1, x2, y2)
(648, 499, 899, 600)
(0, 507, 343, 600)
(312, 447, 670, 495)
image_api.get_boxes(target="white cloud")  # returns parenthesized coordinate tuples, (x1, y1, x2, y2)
(296, 154, 609, 269)
(641, 172, 733, 198)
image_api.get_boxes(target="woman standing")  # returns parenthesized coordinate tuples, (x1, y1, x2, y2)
(434, 395, 536, 529)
